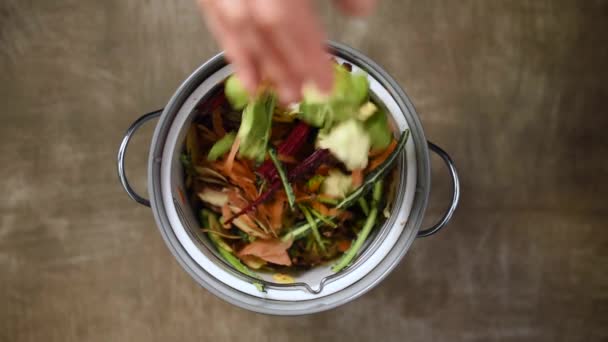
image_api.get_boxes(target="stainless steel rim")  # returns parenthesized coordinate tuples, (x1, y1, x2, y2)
(116, 41, 455, 315)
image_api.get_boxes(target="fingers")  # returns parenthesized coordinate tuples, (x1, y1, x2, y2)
(249, 0, 333, 102)
(248, 2, 297, 102)
(333, 0, 378, 16)
(198, 0, 334, 103)
(272, 1, 333, 93)
(249, 0, 304, 102)
(198, 0, 259, 93)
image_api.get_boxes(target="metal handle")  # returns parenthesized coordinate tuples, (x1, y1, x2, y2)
(417, 141, 460, 238)
(117, 110, 163, 207)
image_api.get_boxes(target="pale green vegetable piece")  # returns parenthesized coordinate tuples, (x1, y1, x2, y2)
(335, 67, 368, 106)
(317, 119, 370, 170)
(351, 73, 369, 104)
(306, 174, 325, 192)
(358, 197, 370, 216)
(298, 65, 369, 129)
(207, 132, 236, 161)
(297, 101, 331, 127)
(357, 102, 377, 121)
(365, 107, 393, 150)
(203, 210, 233, 252)
(317, 196, 339, 206)
(321, 170, 353, 199)
(236, 93, 276, 163)
(197, 188, 228, 207)
(224, 75, 249, 110)
(281, 221, 315, 242)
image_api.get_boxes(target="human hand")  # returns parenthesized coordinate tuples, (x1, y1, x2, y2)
(197, 0, 377, 103)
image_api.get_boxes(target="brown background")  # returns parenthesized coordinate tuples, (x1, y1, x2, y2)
(1, 1, 607, 341)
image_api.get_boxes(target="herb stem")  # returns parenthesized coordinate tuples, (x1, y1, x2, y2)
(332, 180, 383, 272)
(358, 197, 370, 216)
(299, 205, 326, 253)
(268, 148, 296, 210)
(310, 207, 337, 228)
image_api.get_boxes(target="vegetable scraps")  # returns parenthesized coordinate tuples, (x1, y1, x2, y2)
(181, 63, 405, 291)
(236, 92, 276, 163)
(298, 65, 392, 170)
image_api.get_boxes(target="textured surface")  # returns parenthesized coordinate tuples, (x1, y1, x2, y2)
(1, 0, 608, 341)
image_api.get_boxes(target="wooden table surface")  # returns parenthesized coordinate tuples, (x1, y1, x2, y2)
(1, 1, 607, 341)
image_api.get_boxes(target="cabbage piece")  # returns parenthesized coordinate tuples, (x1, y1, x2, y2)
(317, 119, 370, 170)
(335, 66, 368, 106)
(236, 92, 276, 163)
(207, 132, 236, 161)
(298, 65, 369, 129)
(364, 107, 393, 150)
(225, 75, 249, 110)
(321, 170, 353, 199)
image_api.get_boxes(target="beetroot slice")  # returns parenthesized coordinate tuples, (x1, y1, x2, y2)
(285, 148, 330, 183)
(279, 121, 311, 156)
(257, 121, 311, 181)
